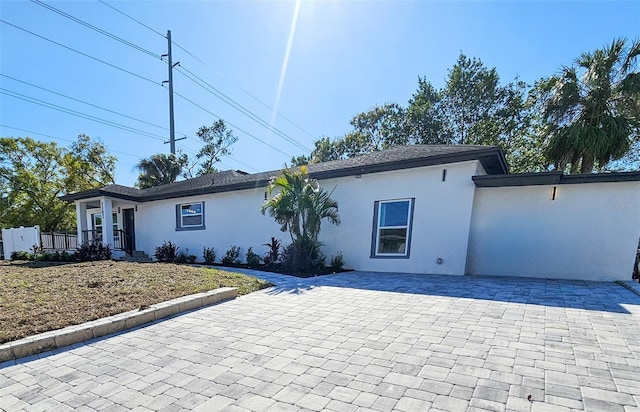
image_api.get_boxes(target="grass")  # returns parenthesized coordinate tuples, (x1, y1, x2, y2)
(0, 260, 271, 344)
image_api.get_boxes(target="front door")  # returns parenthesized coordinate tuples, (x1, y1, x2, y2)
(123, 208, 136, 253)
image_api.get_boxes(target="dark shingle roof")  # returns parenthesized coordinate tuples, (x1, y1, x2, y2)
(61, 145, 508, 202)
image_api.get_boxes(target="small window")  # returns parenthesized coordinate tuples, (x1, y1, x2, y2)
(371, 199, 414, 258)
(176, 202, 205, 231)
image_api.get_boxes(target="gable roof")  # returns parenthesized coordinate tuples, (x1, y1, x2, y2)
(61, 145, 508, 202)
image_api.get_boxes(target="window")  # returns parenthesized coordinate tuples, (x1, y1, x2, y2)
(92, 213, 118, 240)
(176, 202, 205, 231)
(371, 199, 414, 258)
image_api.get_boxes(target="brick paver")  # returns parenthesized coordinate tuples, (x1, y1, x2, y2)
(2, 270, 640, 411)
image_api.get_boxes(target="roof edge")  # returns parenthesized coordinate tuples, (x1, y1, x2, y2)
(473, 171, 640, 187)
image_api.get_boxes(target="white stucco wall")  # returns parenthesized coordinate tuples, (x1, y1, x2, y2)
(319, 161, 481, 275)
(466, 181, 640, 281)
(135, 188, 285, 262)
(132, 160, 482, 275)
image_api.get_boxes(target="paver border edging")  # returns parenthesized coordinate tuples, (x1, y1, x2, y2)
(616, 280, 640, 297)
(0, 287, 237, 365)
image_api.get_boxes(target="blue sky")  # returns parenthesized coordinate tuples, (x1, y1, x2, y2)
(1, 0, 639, 186)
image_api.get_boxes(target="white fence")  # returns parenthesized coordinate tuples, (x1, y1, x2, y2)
(1, 226, 41, 259)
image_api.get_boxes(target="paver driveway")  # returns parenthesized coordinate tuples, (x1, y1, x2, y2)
(2, 270, 640, 412)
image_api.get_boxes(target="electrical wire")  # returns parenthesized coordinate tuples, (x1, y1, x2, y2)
(172, 89, 293, 158)
(1, 88, 167, 142)
(97, 0, 205, 64)
(1, 74, 176, 134)
(0, 18, 294, 162)
(30, 0, 160, 60)
(177, 65, 312, 153)
(0, 19, 159, 87)
(96, 0, 317, 141)
(0, 124, 143, 159)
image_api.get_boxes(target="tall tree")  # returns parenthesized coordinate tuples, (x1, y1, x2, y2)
(540, 38, 640, 173)
(135, 153, 188, 189)
(406, 77, 451, 144)
(0, 135, 117, 231)
(190, 120, 238, 177)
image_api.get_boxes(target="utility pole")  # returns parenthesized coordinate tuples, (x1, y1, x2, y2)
(162, 30, 184, 154)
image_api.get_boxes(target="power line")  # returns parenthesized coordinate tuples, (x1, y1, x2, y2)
(1, 88, 167, 142)
(172, 89, 293, 158)
(95, 0, 317, 141)
(177, 65, 312, 153)
(30, 0, 160, 60)
(0, 19, 159, 87)
(0, 124, 143, 160)
(97, 0, 204, 64)
(0, 74, 180, 134)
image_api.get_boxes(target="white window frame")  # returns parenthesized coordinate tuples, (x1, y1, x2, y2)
(177, 202, 205, 230)
(371, 198, 414, 258)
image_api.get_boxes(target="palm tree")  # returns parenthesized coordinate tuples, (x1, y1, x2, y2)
(135, 153, 188, 189)
(541, 38, 640, 173)
(261, 166, 340, 246)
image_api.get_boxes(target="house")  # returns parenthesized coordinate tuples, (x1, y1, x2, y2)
(61, 145, 640, 282)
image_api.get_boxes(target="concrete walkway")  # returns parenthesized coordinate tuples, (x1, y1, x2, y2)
(2, 270, 640, 412)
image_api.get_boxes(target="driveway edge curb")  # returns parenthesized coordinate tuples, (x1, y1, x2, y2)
(0, 287, 237, 365)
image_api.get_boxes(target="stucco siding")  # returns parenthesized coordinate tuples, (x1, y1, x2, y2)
(135, 188, 284, 261)
(466, 182, 640, 281)
(318, 161, 480, 275)
(132, 160, 481, 275)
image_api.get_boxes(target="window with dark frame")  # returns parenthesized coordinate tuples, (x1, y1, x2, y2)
(371, 199, 414, 258)
(176, 202, 205, 231)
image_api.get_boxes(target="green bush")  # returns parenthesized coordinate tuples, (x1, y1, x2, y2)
(282, 239, 325, 275)
(222, 245, 241, 265)
(154, 241, 178, 263)
(175, 249, 197, 264)
(330, 252, 345, 270)
(75, 241, 112, 262)
(202, 246, 216, 264)
(262, 237, 281, 266)
(10, 250, 34, 261)
(246, 247, 261, 268)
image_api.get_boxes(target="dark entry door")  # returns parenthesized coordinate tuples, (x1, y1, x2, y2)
(123, 208, 136, 253)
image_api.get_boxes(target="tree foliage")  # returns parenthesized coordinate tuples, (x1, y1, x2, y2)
(261, 166, 340, 246)
(191, 120, 238, 176)
(0, 135, 116, 231)
(135, 153, 188, 189)
(296, 52, 546, 172)
(540, 38, 640, 173)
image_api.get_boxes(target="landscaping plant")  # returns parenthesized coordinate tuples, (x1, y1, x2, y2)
(221, 245, 241, 265)
(202, 246, 216, 264)
(154, 241, 179, 263)
(330, 252, 345, 271)
(246, 247, 261, 268)
(261, 166, 340, 274)
(262, 237, 282, 266)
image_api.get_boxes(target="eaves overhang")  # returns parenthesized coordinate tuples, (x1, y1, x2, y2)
(473, 171, 640, 187)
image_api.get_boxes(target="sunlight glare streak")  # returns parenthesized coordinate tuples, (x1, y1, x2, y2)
(269, 0, 302, 150)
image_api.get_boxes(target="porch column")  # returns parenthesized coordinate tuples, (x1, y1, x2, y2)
(101, 198, 114, 248)
(75, 201, 87, 245)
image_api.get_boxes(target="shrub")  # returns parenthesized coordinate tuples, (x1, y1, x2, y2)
(246, 247, 261, 268)
(75, 241, 112, 262)
(202, 246, 216, 264)
(222, 245, 241, 266)
(155, 241, 179, 263)
(10, 250, 34, 261)
(262, 237, 282, 266)
(175, 249, 197, 264)
(330, 252, 345, 270)
(282, 238, 325, 275)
